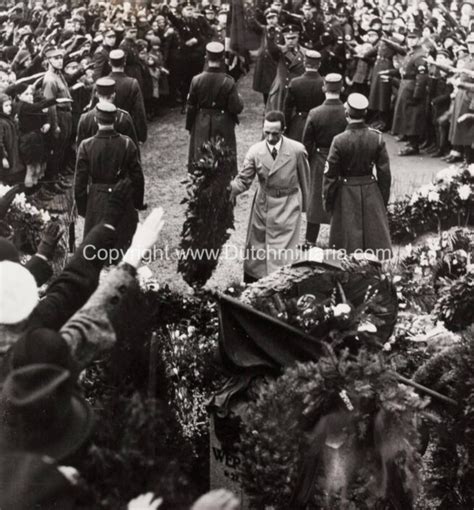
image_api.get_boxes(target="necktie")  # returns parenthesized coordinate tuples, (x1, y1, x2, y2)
(271, 147, 278, 160)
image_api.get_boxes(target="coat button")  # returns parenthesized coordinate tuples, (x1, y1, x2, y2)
(108, 188, 112, 192)
(343, 178, 347, 182)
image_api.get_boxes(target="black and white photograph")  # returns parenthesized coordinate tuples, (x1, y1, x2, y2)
(0, 0, 473, 508)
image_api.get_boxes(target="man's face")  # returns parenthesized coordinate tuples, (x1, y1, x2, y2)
(126, 28, 137, 39)
(266, 14, 278, 27)
(271, 1, 282, 13)
(105, 34, 116, 47)
(2, 100, 12, 116)
(368, 32, 379, 45)
(263, 120, 283, 145)
(382, 18, 392, 32)
(73, 21, 82, 33)
(49, 54, 64, 70)
(284, 33, 298, 48)
(407, 35, 419, 48)
(20, 87, 34, 104)
(64, 19, 74, 31)
(182, 6, 193, 19)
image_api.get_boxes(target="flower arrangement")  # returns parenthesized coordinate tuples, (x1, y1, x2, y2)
(178, 137, 237, 288)
(388, 164, 473, 244)
(0, 184, 52, 253)
(239, 349, 427, 509)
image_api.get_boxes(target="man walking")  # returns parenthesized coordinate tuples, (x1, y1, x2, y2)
(92, 28, 116, 81)
(284, 50, 325, 142)
(302, 73, 347, 246)
(107, 49, 147, 144)
(323, 93, 392, 259)
(186, 42, 243, 169)
(75, 102, 145, 253)
(230, 110, 310, 283)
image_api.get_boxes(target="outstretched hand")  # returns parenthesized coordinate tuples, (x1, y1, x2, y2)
(128, 492, 163, 510)
(191, 489, 240, 510)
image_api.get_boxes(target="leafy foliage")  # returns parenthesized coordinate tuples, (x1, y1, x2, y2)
(239, 349, 427, 509)
(388, 165, 473, 244)
(178, 137, 237, 287)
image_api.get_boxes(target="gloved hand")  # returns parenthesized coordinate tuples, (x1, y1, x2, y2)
(37, 221, 63, 259)
(103, 178, 133, 227)
(0, 184, 21, 219)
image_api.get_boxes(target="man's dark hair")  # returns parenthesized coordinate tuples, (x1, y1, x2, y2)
(264, 110, 286, 130)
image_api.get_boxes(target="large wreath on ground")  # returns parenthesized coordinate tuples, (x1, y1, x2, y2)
(239, 349, 427, 509)
(178, 137, 236, 288)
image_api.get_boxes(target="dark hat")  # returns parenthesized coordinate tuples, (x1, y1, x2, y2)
(264, 7, 279, 18)
(366, 26, 381, 36)
(370, 17, 382, 27)
(407, 28, 421, 38)
(206, 41, 225, 59)
(346, 92, 369, 118)
(109, 48, 125, 65)
(95, 77, 116, 96)
(324, 72, 343, 92)
(0, 452, 75, 510)
(95, 101, 117, 123)
(282, 24, 301, 36)
(305, 49, 321, 66)
(136, 39, 148, 51)
(3, 328, 78, 381)
(0, 364, 93, 461)
(44, 46, 64, 59)
(321, 31, 335, 46)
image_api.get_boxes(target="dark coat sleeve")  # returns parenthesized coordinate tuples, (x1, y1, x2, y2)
(24, 255, 53, 286)
(26, 224, 117, 331)
(226, 79, 244, 116)
(375, 135, 391, 206)
(322, 138, 341, 213)
(413, 60, 429, 99)
(283, 83, 296, 128)
(185, 76, 198, 132)
(302, 113, 315, 155)
(125, 138, 145, 209)
(131, 80, 148, 143)
(74, 140, 89, 217)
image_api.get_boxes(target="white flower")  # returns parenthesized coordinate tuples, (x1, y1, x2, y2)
(187, 325, 196, 336)
(468, 163, 474, 177)
(418, 184, 433, 198)
(333, 303, 351, 317)
(435, 165, 460, 184)
(427, 190, 440, 202)
(409, 192, 420, 205)
(383, 342, 392, 352)
(458, 184, 471, 201)
(358, 322, 377, 333)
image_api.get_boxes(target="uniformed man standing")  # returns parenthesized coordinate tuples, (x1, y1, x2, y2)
(302, 73, 347, 245)
(284, 50, 324, 141)
(92, 27, 116, 82)
(42, 46, 74, 194)
(390, 29, 428, 156)
(75, 102, 145, 253)
(251, 8, 283, 106)
(119, 24, 144, 92)
(186, 42, 243, 169)
(265, 24, 306, 113)
(76, 77, 139, 150)
(323, 93, 392, 259)
(107, 49, 147, 144)
(299, 1, 324, 50)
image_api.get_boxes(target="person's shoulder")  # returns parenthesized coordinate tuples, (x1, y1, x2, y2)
(284, 136, 305, 153)
(248, 139, 266, 154)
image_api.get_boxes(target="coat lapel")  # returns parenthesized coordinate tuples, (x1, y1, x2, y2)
(269, 137, 291, 176)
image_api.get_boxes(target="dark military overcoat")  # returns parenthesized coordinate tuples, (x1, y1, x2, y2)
(391, 46, 429, 137)
(302, 98, 347, 224)
(186, 68, 243, 168)
(284, 70, 325, 142)
(323, 123, 392, 257)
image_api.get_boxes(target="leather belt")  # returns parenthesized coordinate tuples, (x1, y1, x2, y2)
(199, 107, 226, 114)
(295, 111, 308, 116)
(264, 186, 298, 197)
(340, 175, 376, 185)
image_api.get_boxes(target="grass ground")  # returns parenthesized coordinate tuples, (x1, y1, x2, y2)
(141, 69, 447, 294)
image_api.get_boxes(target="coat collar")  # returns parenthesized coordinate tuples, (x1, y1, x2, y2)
(95, 127, 119, 138)
(258, 136, 292, 175)
(323, 98, 343, 106)
(346, 122, 367, 131)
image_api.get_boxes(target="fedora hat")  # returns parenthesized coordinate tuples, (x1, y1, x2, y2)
(0, 364, 93, 461)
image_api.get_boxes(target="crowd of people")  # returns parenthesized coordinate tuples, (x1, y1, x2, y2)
(0, 0, 473, 507)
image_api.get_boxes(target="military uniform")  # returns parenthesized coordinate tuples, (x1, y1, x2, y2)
(368, 37, 406, 113)
(252, 23, 283, 102)
(323, 96, 391, 257)
(284, 69, 325, 141)
(449, 56, 474, 147)
(75, 122, 144, 252)
(76, 106, 139, 151)
(42, 62, 73, 184)
(391, 45, 428, 139)
(186, 43, 244, 169)
(265, 44, 305, 113)
(302, 96, 347, 226)
(300, 15, 324, 50)
(106, 71, 147, 143)
(119, 37, 144, 91)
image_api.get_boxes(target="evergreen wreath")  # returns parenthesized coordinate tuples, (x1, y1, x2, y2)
(178, 137, 236, 287)
(239, 348, 427, 509)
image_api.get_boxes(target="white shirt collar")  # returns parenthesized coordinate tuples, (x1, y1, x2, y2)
(267, 138, 283, 154)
